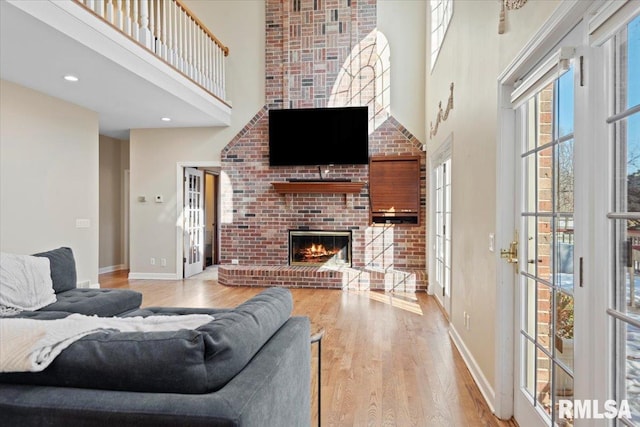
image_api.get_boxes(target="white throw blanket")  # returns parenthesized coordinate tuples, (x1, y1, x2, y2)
(0, 313, 214, 373)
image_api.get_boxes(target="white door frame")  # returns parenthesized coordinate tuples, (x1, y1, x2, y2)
(429, 133, 453, 316)
(176, 161, 221, 279)
(494, 0, 593, 419)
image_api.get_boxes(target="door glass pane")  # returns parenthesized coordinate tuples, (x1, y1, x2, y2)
(518, 64, 575, 427)
(525, 216, 537, 276)
(609, 15, 640, 427)
(538, 217, 553, 283)
(538, 148, 553, 213)
(524, 277, 536, 336)
(524, 337, 536, 398)
(556, 216, 574, 292)
(625, 322, 640, 420)
(556, 69, 574, 138)
(555, 290, 574, 373)
(525, 154, 537, 213)
(536, 347, 553, 419)
(537, 82, 554, 147)
(556, 139, 574, 213)
(553, 363, 574, 426)
(537, 282, 553, 353)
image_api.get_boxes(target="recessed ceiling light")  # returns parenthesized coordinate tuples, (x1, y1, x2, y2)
(63, 75, 79, 82)
(161, 117, 171, 122)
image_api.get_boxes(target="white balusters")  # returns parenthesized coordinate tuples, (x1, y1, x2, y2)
(138, 0, 151, 49)
(73, 0, 228, 101)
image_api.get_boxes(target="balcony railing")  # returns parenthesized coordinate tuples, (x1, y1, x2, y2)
(75, 0, 229, 103)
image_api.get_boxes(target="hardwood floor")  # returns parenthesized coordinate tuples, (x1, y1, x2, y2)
(102, 270, 517, 427)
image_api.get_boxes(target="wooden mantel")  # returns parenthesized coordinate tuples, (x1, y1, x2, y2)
(271, 181, 365, 194)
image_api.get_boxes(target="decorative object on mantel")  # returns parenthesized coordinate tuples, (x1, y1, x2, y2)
(498, 0, 528, 34)
(429, 82, 454, 140)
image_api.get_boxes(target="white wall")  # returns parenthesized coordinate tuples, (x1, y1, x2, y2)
(0, 79, 100, 286)
(378, 0, 427, 143)
(425, 0, 559, 398)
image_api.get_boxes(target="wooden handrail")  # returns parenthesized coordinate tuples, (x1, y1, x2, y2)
(174, 0, 229, 57)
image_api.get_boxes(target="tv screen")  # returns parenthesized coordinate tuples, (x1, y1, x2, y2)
(268, 106, 369, 166)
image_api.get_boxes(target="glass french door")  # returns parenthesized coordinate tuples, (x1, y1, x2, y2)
(514, 64, 576, 426)
(434, 156, 452, 315)
(184, 167, 205, 278)
(607, 14, 640, 426)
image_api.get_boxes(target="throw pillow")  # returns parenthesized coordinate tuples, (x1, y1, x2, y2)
(0, 253, 56, 311)
(32, 247, 77, 293)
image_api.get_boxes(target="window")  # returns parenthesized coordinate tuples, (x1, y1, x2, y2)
(430, 0, 452, 72)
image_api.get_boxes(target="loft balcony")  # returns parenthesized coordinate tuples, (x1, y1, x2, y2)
(0, 0, 231, 139)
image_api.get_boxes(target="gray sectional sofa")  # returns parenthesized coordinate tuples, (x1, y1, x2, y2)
(0, 248, 311, 426)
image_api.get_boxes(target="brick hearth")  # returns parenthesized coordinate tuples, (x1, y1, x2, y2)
(218, 265, 427, 292)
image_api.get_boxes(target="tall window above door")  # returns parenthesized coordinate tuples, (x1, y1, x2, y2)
(430, 0, 452, 72)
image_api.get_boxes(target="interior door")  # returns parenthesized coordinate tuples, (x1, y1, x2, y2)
(183, 167, 204, 278)
(433, 157, 452, 315)
(513, 60, 577, 427)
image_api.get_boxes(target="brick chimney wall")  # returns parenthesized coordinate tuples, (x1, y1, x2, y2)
(220, 0, 426, 274)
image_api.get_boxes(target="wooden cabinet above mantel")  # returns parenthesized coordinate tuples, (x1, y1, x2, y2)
(369, 155, 420, 225)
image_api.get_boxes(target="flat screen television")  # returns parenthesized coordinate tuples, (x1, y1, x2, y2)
(268, 106, 369, 166)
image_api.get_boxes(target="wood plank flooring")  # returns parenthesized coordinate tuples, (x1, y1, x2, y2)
(101, 270, 518, 427)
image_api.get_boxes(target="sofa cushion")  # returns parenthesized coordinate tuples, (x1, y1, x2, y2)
(0, 287, 293, 394)
(32, 247, 77, 293)
(39, 288, 142, 317)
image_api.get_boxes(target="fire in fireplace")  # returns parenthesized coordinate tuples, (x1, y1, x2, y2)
(289, 230, 352, 267)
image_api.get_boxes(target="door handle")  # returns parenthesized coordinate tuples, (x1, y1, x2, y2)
(500, 231, 518, 264)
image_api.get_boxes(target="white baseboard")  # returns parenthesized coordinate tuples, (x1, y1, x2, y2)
(449, 324, 496, 413)
(128, 272, 179, 280)
(98, 264, 126, 274)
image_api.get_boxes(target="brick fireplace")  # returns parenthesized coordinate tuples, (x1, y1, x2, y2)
(217, 0, 427, 291)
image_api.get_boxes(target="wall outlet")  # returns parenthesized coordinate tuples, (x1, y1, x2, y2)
(161, 258, 167, 267)
(231, 259, 239, 265)
(489, 233, 495, 252)
(465, 313, 471, 330)
(150, 257, 156, 265)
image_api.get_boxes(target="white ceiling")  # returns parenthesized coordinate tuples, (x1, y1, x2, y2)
(0, 1, 230, 140)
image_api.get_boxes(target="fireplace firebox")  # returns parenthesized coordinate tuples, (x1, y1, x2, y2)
(289, 230, 352, 267)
